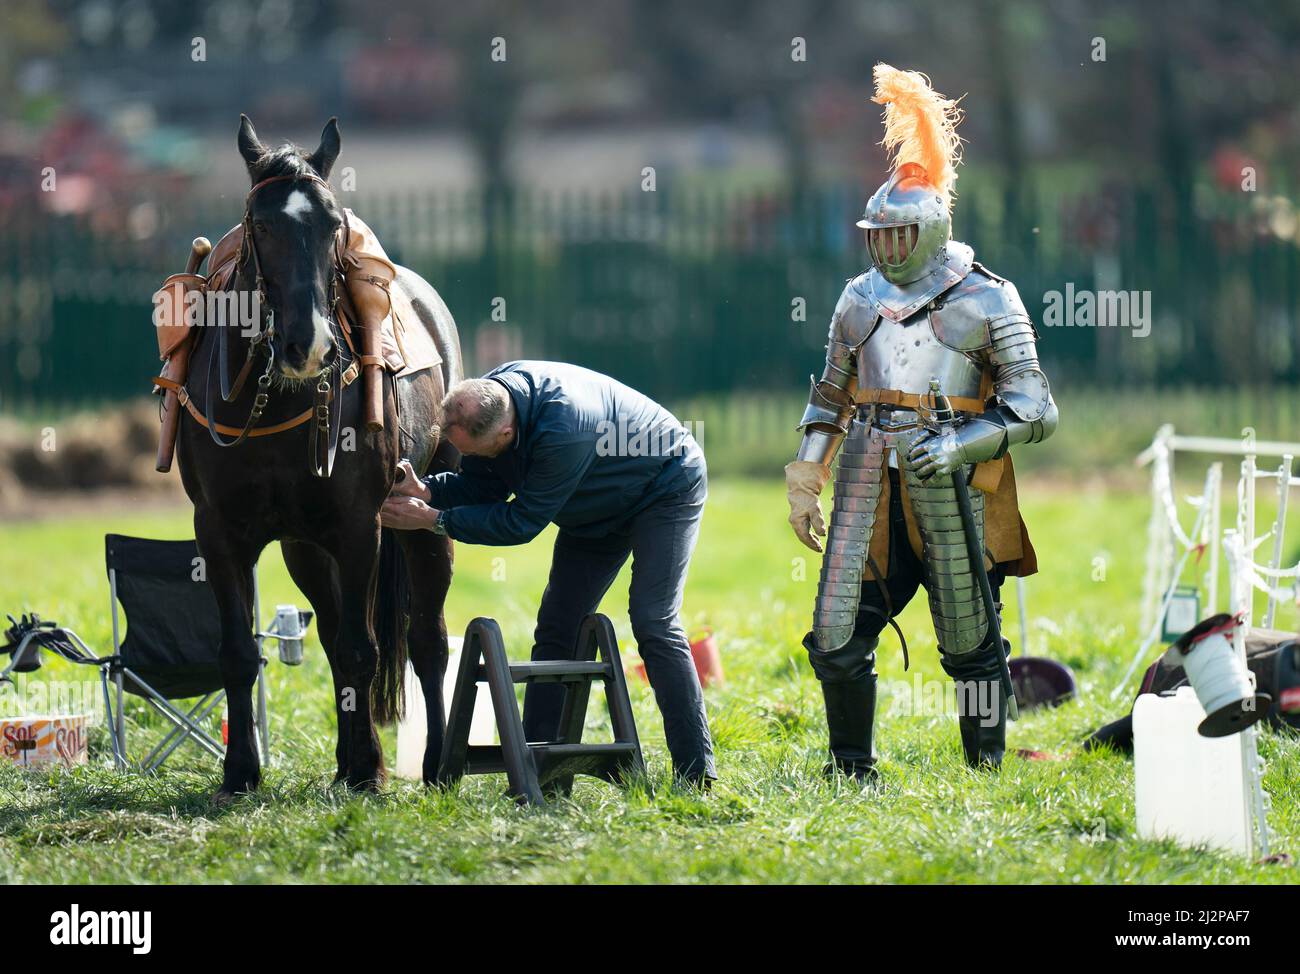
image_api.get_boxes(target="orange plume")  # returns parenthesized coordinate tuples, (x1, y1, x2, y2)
(871, 63, 964, 211)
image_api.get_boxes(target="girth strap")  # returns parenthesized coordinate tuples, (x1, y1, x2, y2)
(152, 362, 359, 439)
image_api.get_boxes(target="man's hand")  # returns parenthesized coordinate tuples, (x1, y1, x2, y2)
(905, 430, 967, 481)
(390, 459, 432, 502)
(380, 495, 440, 531)
(785, 460, 830, 553)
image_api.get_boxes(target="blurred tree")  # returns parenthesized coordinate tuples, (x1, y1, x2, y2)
(630, 0, 853, 195)
(0, 0, 72, 121)
(439, 2, 524, 200)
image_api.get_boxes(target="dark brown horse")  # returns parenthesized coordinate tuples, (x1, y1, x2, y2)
(177, 116, 461, 800)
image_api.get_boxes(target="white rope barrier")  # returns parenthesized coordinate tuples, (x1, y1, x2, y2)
(1112, 476, 1215, 699)
(1151, 441, 1209, 552)
(1222, 532, 1300, 605)
(1132, 427, 1299, 697)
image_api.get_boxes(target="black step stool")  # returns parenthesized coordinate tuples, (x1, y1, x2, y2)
(438, 613, 645, 805)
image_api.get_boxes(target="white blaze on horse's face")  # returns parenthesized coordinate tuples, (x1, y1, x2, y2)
(294, 307, 333, 376)
(273, 185, 335, 379)
(282, 190, 312, 222)
(280, 305, 333, 379)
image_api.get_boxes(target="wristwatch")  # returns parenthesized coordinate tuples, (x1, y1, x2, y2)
(431, 510, 448, 536)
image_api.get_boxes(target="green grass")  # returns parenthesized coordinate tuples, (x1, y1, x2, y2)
(1, 479, 1297, 884)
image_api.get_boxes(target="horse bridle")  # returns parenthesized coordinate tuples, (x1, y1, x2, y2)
(203, 172, 353, 478)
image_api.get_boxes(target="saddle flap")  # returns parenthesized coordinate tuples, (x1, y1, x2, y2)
(205, 223, 243, 293)
(152, 272, 206, 361)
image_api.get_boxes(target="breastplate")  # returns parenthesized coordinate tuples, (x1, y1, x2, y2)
(857, 312, 984, 403)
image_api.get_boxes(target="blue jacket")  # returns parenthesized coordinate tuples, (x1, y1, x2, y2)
(426, 361, 706, 546)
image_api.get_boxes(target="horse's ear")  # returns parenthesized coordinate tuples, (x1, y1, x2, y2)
(307, 117, 341, 179)
(238, 114, 267, 171)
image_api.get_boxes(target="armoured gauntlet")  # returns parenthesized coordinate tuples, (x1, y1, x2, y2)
(788, 340, 857, 551)
(786, 460, 831, 552)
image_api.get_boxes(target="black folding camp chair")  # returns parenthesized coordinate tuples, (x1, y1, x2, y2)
(104, 534, 271, 772)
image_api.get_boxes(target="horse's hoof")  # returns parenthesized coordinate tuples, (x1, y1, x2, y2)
(214, 771, 260, 804)
(210, 789, 239, 808)
(345, 768, 385, 793)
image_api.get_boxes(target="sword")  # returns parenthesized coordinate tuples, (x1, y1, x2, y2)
(924, 378, 1019, 721)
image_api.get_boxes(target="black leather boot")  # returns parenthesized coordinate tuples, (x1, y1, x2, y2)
(942, 639, 1009, 770)
(820, 675, 878, 783)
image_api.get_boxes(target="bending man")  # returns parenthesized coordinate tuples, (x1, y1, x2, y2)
(382, 360, 716, 786)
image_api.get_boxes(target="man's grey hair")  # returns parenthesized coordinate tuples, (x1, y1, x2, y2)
(441, 378, 511, 439)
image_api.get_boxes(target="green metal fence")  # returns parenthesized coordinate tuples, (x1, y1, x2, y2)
(2, 182, 1297, 411)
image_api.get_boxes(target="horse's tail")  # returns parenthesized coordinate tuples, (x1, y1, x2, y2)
(371, 527, 409, 725)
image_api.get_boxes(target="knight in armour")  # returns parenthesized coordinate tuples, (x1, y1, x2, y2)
(785, 65, 1058, 780)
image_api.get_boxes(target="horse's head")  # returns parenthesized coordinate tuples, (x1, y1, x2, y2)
(237, 115, 344, 379)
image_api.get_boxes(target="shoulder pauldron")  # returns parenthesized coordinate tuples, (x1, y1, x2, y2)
(830, 276, 880, 350)
(929, 271, 1032, 353)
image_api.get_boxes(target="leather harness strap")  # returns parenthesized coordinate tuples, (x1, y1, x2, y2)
(222, 347, 260, 403)
(154, 362, 359, 439)
(864, 552, 909, 672)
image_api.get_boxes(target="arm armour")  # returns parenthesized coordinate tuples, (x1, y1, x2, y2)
(930, 273, 1050, 462)
(949, 278, 1058, 463)
(795, 283, 866, 465)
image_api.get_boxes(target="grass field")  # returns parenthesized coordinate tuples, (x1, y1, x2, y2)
(1, 478, 1298, 884)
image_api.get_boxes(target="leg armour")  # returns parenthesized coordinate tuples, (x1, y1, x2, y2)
(900, 428, 989, 656)
(814, 419, 886, 651)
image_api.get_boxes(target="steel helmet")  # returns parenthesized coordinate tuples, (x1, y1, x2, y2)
(858, 162, 951, 285)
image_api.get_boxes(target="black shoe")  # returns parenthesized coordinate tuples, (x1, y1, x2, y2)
(821, 675, 878, 783)
(956, 695, 1006, 769)
(672, 771, 716, 793)
(942, 640, 1009, 770)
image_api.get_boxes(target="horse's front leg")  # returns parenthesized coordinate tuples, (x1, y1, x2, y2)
(280, 540, 351, 783)
(329, 522, 385, 790)
(196, 510, 263, 801)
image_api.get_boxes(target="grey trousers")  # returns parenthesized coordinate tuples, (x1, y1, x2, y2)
(522, 478, 716, 781)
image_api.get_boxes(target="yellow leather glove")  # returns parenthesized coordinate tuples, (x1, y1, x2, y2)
(785, 460, 831, 553)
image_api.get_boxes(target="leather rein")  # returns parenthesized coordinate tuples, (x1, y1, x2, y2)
(164, 172, 362, 478)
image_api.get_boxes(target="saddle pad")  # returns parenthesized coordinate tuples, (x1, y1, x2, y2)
(380, 276, 442, 378)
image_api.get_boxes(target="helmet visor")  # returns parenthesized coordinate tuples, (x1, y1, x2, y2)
(868, 224, 920, 269)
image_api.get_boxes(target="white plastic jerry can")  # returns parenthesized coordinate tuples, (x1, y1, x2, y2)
(1133, 686, 1252, 856)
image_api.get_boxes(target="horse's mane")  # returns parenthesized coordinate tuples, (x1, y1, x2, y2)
(249, 144, 319, 183)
